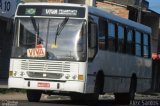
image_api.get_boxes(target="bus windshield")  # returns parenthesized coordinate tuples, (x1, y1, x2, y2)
(12, 18, 87, 62)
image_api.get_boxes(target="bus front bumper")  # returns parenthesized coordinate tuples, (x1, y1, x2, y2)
(8, 77, 85, 93)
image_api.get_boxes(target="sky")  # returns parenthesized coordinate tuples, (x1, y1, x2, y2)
(147, 0, 160, 13)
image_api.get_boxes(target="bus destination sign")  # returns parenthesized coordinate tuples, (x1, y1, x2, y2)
(42, 9, 78, 17)
(17, 5, 85, 18)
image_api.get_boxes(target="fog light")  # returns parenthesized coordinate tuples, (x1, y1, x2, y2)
(72, 75, 77, 80)
(13, 71, 17, 77)
(9, 71, 13, 77)
(20, 72, 25, 76)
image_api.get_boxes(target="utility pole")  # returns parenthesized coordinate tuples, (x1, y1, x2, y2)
(137, 0, 142, 23)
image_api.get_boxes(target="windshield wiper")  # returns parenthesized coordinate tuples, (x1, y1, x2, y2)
(55, 17, 69, 45)
(30, 16, 40, 46)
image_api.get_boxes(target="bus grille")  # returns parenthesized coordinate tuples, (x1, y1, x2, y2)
(20, 60, 78, 72)
(18, 59, 79, 79)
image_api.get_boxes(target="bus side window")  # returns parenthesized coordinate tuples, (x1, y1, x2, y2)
(98, 20, 107, 50)
(143, 34, 149, 58)
(126, 30, 134, 55)
(135, 31, 142, 57)
(108, 22, 115, 51)
(118, 25, 124, 53)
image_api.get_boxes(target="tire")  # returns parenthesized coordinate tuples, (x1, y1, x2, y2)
(129, 73, 137, 101)
(27, 90, 42, 102)
(94, 70, 104, 94)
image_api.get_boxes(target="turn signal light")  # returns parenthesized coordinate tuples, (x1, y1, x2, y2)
(9, 71, 13, 77)
(78, 75, 84, 80)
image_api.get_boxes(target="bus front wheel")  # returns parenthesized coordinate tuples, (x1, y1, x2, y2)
(94, 70, 104, 94)
(27, 90, 42, 102)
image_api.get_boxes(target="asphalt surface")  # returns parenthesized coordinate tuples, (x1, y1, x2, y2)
(1, 80, 160, 106)
(1, 99, 160, 106)
(1, 93, 160, 106)
(0, 99, 133, 106)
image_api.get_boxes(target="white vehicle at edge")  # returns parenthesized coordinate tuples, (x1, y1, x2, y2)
(8, 2, 152, 102)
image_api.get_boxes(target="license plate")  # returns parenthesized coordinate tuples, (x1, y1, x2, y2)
(37, 82, 50, 88)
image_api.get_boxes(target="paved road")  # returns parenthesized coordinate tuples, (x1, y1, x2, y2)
(1, 92, 160, 106)
(1, 100, 131, 106)
(2, 100, 160, 106)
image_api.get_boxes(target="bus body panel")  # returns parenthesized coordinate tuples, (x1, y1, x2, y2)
(8, 77, 85, 93)
(9, 58, 87, 93)
(86, 50, 152, 93)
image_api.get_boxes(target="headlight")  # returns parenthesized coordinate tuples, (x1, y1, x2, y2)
(72, 75, 77, 80)
(65, 74, 78, 80)
(12, 71, 25, 77)
(13, 71, 18, 77)
(65, 74, 70, 79)
(20, 72, 25, 77)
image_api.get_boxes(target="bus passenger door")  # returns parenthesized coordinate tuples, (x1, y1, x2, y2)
(88, 22, 98, 61)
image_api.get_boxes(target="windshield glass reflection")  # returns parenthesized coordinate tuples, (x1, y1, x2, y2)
(12, 18, 87, 62)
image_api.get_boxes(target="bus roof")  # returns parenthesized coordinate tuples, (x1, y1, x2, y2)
(17, 3, 151, 33)
(88, 6, 151, 34)
(18, 2, 87, 8)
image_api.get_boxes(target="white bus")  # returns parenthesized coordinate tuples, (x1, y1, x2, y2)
(8, 3, 152, 102)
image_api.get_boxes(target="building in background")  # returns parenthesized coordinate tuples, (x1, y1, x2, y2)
(0, 0, 20, 79)
(23, 0, 96, 6)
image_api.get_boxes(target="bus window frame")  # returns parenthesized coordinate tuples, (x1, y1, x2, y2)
(90, 16, 151, 59)
(135, 30, 142, 57)
(143, 33, 150, 58)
